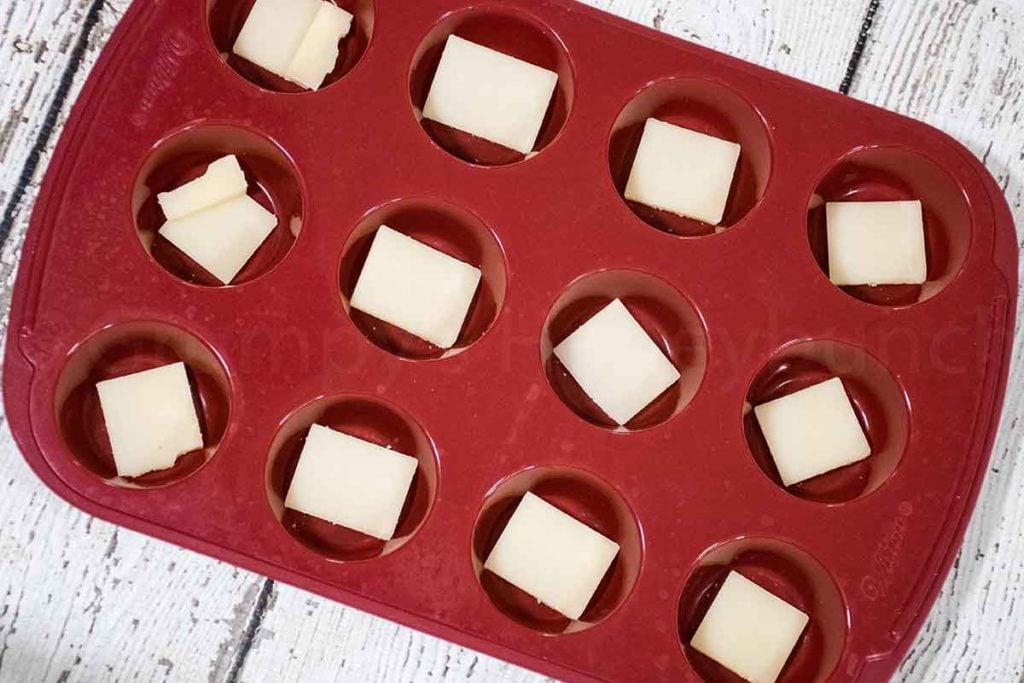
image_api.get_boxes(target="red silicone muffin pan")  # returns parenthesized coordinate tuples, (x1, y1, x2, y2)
(4, 1, 1017, 681)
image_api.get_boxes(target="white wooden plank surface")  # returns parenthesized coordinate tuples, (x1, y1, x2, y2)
(0, 1, 1021, 682)
(584, 0, 871, 87)
(0, 0, 91, 202)
(848, 2, 1024, 682)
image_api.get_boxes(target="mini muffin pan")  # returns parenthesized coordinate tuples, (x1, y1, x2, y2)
(4, 1, 1017, 681)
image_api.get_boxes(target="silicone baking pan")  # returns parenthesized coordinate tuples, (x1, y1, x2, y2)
(4, 1, 1017, 681)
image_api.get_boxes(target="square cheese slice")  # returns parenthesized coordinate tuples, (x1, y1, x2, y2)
(553, 299, 681, 426)
(484, 492, 620, 620)
(159, 194, 277, 284)
(96, 362, 203, 479)
(157, 155, 248, 221)
(753, 377, 871, 487)
(284, 424, 419, 541)
(422, 35, 559, 154)
(826, 200, 927, 286)
(624, 118, 741, 226)
(233, 0, 322, 78)
(350, 226, 482, 349)
(285, 2, 354, 90)
(691, 571, 809, 683)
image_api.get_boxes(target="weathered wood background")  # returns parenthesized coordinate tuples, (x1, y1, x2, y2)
(1, 1, 1021, 681)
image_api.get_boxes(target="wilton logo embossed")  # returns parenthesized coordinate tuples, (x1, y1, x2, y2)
(131, 29, 193, 128)
(860, 502, 913, 602)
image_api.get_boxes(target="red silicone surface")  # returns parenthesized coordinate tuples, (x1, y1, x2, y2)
(4, 1, 1018, 681)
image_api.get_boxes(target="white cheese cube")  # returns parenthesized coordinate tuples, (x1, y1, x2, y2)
(826, 200, 927, 286)
(233, 0, 321, 78)
(624, 118, 741, 226)
(96, 362, 203, 479)
(553, 299, 681, 426)
(753, 377, 871, 487)
(691, 571, 809, 683)
(157, 155, 248, 221)
(284, 424, 419, 541)
(484, 492, 620, 620)
(422, 35, 559, 155)
(159, 195, 277, 284)
(350, 226, 482, 349)
(285, 2, 354, 90)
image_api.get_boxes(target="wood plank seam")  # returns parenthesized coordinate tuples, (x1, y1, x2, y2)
(0, 0, 104, 248)
(225, 578, 276, 683)
(840, 0, 881, 94)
